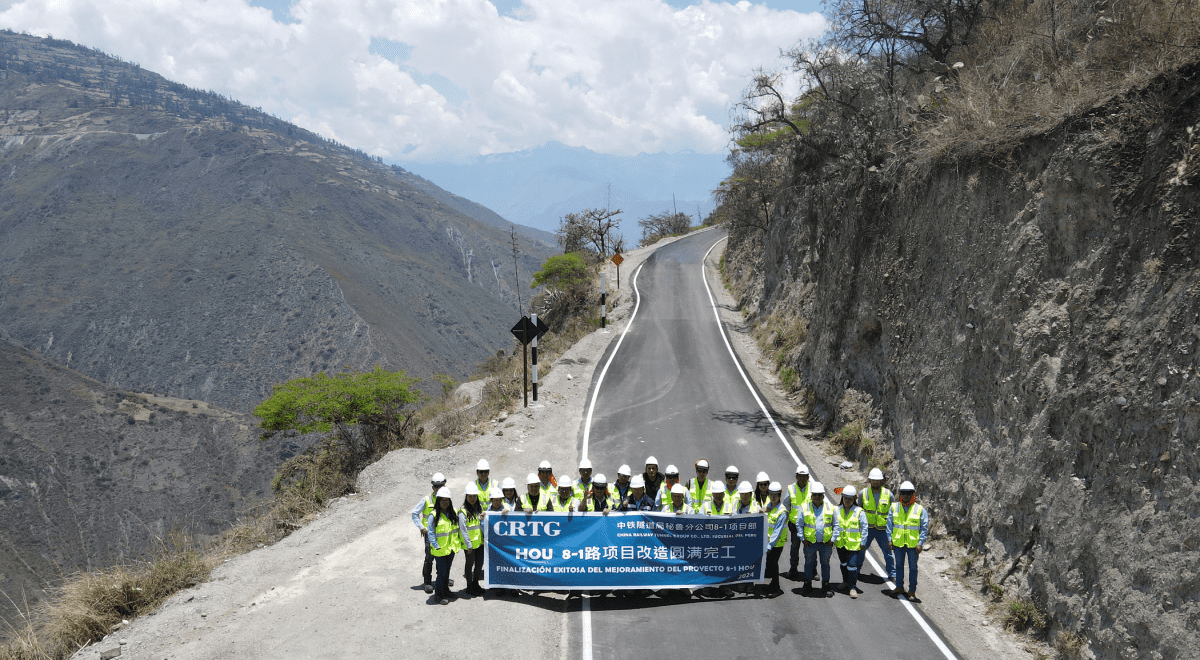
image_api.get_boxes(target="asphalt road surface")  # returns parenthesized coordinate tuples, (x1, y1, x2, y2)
(570, 229, 961, 659)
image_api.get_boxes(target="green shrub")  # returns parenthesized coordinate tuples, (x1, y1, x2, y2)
(1004, 599, 1048, 633)
(780, 366, 798, 391)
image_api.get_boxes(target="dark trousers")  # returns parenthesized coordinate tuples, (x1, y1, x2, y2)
(422, 538, 434, 584)
(464, 548, 483, 584)
(766, 546, 785, 589)
(837, 546, 864, 589)
(788, 522, 802, 571)
(434, 552, 455, 599)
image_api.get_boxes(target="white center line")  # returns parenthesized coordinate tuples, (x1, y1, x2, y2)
(580, 260, 644, 660)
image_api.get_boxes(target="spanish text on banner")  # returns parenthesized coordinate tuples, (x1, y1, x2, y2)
(483, 512, 768, 590)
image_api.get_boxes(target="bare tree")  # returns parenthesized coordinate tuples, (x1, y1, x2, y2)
(557, 208, 623, 257)
(638, 211, 692, 247)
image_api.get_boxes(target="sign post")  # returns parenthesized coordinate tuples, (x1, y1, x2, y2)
(601, 273, 607, 329)
(510, 316, 551, 406)
(611, 253, 624, 289)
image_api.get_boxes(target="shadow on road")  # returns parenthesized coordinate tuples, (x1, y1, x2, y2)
(711, 409, 808, 436)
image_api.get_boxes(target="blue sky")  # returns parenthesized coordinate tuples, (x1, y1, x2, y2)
(1, 0, 827, 162)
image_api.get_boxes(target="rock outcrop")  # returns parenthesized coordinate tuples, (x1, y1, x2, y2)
(724, 63, 1200, 658)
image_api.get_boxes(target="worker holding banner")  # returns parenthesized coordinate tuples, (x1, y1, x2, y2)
(701, 488, 734, 515)
(521, 473, 544, 511)
(501, 477, 522, 511)
(537, 461, 556, 499)
(618, 475, 656, 511)
(734, 481, 759, 514)
(578, 474, 615, 512)
(661, 483, 695, 514)
(488, 487, 509, 512)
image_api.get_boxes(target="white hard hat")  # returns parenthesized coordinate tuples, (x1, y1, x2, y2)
(795, 463, 809, 475)
(617, 464, 632, 476)
(811, 482, 826, 495)
(756, 471, 770, 482)
(869, 468, 885, 481)
(526, 473, 540, 485)
(477, 459, 490, 471)
(665, 464, 679, 475)
(465, 483, 479, 496)
(842, 485, 858, 499)
(432, 472, 446, 483)
(539, 460, 552, 470)
(502, 477, 517, 489)
(737, 481, 754, 494)
(579, 458, 593, 469)
(670, 483, 687, 495)
(436, 486, 452, 499)
(696, 459, 710, 469)
(899, 480, 915, 491)
(645, 456, 658, 465)
(593, 473, 607, 485)
(490, 487, 504, 499)
(725, 465, 739, 474)
(559, 479, 575, 490)
(768, 481, 782, 492)
(630, 475, 645, 488)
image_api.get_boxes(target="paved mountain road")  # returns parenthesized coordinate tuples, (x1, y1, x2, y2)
(571, 229, 960, 659)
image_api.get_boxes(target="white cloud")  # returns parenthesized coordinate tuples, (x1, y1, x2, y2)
(0, 0, 825, 161)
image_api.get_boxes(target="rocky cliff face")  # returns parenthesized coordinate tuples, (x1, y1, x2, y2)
(0, 33, 552, 412)
(0, 336, 310, 629)
(724, 65, 1200, 658)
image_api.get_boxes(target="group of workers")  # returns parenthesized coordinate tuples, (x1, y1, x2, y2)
(412, 456, 928, 605)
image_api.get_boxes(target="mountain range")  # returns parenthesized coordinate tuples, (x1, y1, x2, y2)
(0, 31, 555, 413)
(403, 141, 731, 239)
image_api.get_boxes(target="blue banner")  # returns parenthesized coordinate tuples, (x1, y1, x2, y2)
(483, 511, 768, 589)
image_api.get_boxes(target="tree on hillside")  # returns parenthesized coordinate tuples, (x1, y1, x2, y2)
(556, 207, 623, 257)
(254, 366, 423, 469)
(638, 211, 692, 247)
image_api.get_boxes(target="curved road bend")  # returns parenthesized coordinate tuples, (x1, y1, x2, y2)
(569, 230, 961, 659)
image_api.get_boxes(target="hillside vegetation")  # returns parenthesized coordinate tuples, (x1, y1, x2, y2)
(0, 31, 553, 413)
(718, 0, 1199, 658)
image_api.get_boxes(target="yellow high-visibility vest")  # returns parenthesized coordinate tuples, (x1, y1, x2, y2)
(890, 503, 925, 548)
(766, 504, 788, 547)
(836, 506, 864, 550)
(430, 514, 460, 556)
(861, 487, 893, 529)
(801, 503, 835, 543)
(787, 482, 811, 523)
(463, 512, 482, 549)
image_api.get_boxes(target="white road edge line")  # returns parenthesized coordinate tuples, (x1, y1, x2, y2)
(579, 260, 644, 660)
(700, 236, 959, 660)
